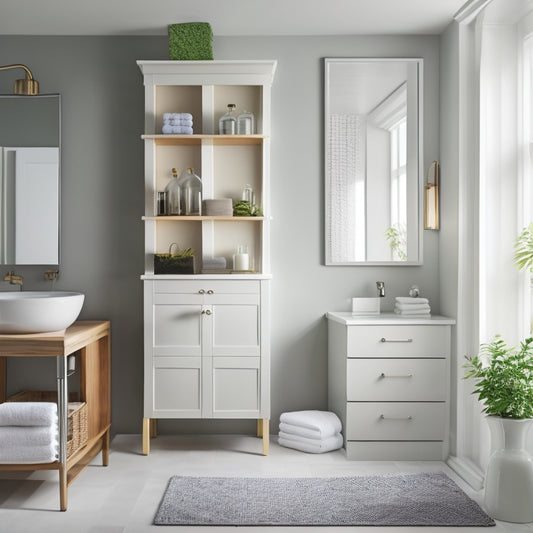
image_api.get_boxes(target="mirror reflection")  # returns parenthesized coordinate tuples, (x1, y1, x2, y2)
(325, 58, 422, 265)
(0, 94, 60, 265)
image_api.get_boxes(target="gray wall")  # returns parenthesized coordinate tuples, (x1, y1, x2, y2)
(0, 34, 440, 435)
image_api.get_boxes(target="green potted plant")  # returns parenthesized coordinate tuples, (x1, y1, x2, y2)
(464, 336, 533, 522)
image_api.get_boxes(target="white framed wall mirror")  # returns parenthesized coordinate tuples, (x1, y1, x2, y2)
(0, 94, 60, 265)
(325, 58, 422, 265)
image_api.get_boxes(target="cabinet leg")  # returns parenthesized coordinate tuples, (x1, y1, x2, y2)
(102, 429, 110, 466)
(261, 419, 269, 456)
(257, 418, 263, 437)
(142, 418, 151, 455)
(59, 463, 67, 511)
(150, 418, 158, 438)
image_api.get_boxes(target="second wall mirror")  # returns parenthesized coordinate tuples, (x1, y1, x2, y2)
(325, 58, 422, 265)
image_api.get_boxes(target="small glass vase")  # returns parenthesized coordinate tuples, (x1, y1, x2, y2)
(164, 168, 181, 215)
(179, 167, 202, 216)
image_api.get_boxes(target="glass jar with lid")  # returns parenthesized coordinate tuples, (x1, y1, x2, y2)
(219, 104, 237, 134)
(164, 168, 181, 215)
(237, 110, 255, 134)
(179, 167, 202, 216)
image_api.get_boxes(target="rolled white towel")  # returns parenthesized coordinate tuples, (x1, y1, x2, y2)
(0, 443, 58, 464)
(395, 297, 429, 304)
(162, 124, 194, 134)
(163, 112, 193, 121)
(279, 410, 342, 438)
(278, 432, 343, 454)
(0, 402, 57, 427)
(394, 303, 431, 312)
(0, 426, 58, 447)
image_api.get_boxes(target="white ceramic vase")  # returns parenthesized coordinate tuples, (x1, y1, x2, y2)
(484, 416, 533, 523)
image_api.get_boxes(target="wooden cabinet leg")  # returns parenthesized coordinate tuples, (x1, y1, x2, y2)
(257, 418, 263, 437)
(142, 418, 151, 455)
(102, 429, 110, 466)
(150, 418, 158, 437)
(59, 463, 67, 511)
(261, 419, 269, 456)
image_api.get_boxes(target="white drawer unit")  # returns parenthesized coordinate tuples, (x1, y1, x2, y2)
(327, 312, 454, 460)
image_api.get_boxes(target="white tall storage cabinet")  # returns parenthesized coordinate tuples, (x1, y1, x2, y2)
(138, 60, 276, 455)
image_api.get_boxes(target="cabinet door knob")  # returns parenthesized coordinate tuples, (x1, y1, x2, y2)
(379, 372, 413, 378)
(207, 289, 214, 294)
(379, 414, 413, 421)
(198, 289, 205, 294)
(380, 337, 413, 343)
(205, 309, 212, 315)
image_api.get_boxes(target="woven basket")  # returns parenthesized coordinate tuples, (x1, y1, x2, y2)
(7, 390, 88, 458)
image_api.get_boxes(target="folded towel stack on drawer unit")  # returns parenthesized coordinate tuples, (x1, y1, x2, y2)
(394, 297, 431, 317)
(0, 402, 58, 463)
(278, 410, 343, 453)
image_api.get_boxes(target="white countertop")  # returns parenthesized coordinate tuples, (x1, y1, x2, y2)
(326, 311, 456, 326)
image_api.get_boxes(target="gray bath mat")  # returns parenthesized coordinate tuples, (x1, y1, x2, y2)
(154, 472, 495, 526)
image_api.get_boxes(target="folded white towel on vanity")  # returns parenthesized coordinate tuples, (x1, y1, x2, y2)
(0, 402, 57, 427)
(278, 432, 343, 454)
(394, 303, 431, 312)
(395, 297, 429, 304)
(279, 410, 342, 438)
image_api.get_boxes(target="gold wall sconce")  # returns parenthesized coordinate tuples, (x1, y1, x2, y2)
(424, 160, 439, 230)
(0, 64, 39, 95)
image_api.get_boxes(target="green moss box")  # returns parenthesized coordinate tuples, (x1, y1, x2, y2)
(168, 22, 213, 60)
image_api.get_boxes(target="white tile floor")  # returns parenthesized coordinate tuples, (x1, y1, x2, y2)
(0, 434, 532, 533)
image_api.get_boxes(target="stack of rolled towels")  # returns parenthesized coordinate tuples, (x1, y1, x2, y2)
(278, 410, 343, 454)
(0, 402, 58, 463)
(162, 112, 193, 134)
(394, 296, 431, 317)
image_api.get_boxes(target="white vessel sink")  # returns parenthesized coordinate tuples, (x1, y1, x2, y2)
(0, 291, 85, 334)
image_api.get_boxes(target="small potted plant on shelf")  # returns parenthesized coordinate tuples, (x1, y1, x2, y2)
(464, 335, 533, 523)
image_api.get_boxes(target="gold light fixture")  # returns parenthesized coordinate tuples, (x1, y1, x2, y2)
(0, 64, 39, 95)
(424, 160, 439, 230)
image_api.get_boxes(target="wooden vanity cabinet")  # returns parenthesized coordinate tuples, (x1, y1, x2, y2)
(0, 320, 111, 511)
(327, 312, 454, 460)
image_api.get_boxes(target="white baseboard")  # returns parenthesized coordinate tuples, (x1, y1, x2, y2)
(446, 455, 485, 490)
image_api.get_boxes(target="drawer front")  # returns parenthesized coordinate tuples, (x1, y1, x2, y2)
(347, 325, 450, 358)
(346, 402, 446, 441)
(154, 280, 260, 295)
(347, 358, 446, 401)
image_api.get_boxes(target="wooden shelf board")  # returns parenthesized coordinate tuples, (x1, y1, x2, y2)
(141, 134, 266, 146)
(142, 215, 264, 221)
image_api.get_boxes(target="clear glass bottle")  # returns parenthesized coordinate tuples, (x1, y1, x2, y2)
(242, 184, 254, 205)
(237, 110, 255, 135)
(164, 168, 181, 215)
(179, 167, 202, 216)
(219, 104, 237, 134)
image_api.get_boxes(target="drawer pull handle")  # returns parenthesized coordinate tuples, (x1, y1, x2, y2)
(380, 337, 413, 343)
(380, 414, 413, 421)
(201, 309, 212, 315)
(207, 289, 214, 294)
(380, 372, 413, 378)
(198, 289, 205, 295)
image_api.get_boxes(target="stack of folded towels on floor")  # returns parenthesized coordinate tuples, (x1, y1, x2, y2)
(394, 296, 431, 317)
(278, 410, 343, 454)
(162, 112, 193, 134)
(0, 402, 58, 463)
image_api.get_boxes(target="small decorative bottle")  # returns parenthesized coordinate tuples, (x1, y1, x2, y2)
(242, 184, 254, 206)
(164, 168, 181, 215)
(219, 104, 237, 134)
(237, 110, 255, 134)
(179, 167, 202, 216)
(233, 244, 250, 271)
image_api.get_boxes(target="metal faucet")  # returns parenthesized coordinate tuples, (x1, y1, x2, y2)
(4, 270, 23, 287)
(376, 281, 385, 297)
